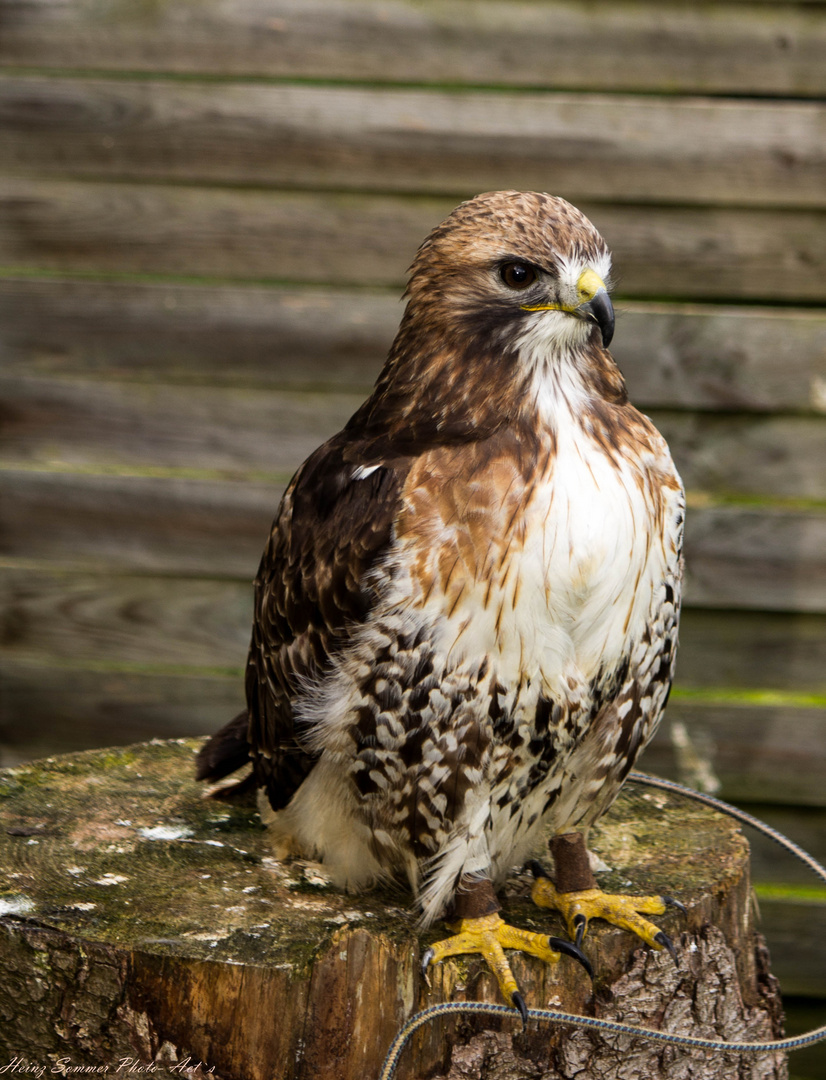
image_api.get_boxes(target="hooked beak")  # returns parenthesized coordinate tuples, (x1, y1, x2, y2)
(576, 269, 614, 348)
(580, 289, 614, 347)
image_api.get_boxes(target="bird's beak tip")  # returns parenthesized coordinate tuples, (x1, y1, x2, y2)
(582, 288, 615, 348)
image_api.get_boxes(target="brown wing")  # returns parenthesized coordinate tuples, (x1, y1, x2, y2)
(246, 433, 409, 810)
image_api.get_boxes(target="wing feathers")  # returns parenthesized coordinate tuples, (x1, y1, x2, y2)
(247, 434, 409, 810)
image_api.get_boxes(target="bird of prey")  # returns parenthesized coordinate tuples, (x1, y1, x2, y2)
(197, 191, 685, 1017)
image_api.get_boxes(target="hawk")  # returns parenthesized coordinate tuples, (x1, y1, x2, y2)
(197, 191, 685, 1017)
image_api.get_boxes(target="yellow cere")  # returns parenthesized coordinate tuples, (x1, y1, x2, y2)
(576, 268, 607, 303)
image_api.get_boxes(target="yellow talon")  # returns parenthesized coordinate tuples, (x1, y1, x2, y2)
(422, 911, 592, 1018)
(530, 875, 679, 960)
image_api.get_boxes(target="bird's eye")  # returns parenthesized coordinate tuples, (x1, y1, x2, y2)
(499, 262, 537, 290)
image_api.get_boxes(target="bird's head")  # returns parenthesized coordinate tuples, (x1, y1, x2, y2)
(406, 191, 615, 355)
(360, 192, 622, 447)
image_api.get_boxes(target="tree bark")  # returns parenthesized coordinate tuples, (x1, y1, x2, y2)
(0, 740, 786, 1079)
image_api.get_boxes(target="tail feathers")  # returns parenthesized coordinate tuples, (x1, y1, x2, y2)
(195, 710, 251, 782)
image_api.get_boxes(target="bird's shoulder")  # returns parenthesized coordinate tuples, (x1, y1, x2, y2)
(253, 432, 413, 656)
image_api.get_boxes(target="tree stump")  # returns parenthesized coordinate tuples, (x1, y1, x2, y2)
(0, 739, 786, 1080)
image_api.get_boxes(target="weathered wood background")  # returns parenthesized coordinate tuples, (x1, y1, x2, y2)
(0, 0, 824, 1070)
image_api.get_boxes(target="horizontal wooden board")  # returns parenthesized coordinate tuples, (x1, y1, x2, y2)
(2, 470, 824, 613)
(2, 280, 825, 414)
(2, 658, 823, 807)
(3, 373, 826, 500)
(0, 566, 252, 671)
(754, 898, 826, 999)
(642, 702, 826, 807)
(0, 470, 282, 579)
(3, 76, 826, 209)
(2, 565, 825, 692)
(682, 505, 826, 613)
(0, 374, 365, 475)
(0, 661, 243, 768)
(1, 0, 824, 97)
(660, 412, 826, 500)
(1, 181, 826, 302)
(615, 303, 826, 415)
(738, 803, 826, 888)
(0, 278, 395, 392)
(676, 609, 826, 693)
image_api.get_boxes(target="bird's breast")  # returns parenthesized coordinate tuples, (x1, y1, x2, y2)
(395, 417, 681, 696)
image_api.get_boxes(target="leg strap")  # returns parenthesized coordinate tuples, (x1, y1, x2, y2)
(550, 831, 597, 893)
(445, 875, 502, 920)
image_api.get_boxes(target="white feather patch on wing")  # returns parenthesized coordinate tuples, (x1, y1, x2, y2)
(352, 464, 381, 480)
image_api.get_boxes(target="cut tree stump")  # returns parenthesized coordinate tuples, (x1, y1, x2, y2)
(0, 739, 786, 1080)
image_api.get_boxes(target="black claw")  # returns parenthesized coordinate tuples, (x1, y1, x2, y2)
(655, 930, 679, 966)
(512, 990, 528, 1030)
(528, 859, 550, 880)
(549, 935, 593, 980)
(573, 913, 587, 951)
(421, 947, 434, 978)
(662, 895, 688, 917)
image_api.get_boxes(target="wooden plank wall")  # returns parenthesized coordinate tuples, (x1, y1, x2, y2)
(1, 0, 825, 1020)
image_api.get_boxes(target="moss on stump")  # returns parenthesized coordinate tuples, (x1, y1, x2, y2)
(0, 739, 786, 1079)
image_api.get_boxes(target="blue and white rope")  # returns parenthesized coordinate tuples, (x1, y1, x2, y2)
(378, 772, 826, 1080)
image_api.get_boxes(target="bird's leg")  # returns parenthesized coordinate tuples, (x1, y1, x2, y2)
(530, 832, 685, 962)
(421, 875, 592, 1023)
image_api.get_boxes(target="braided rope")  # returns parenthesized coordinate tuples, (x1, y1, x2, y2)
(378, 772, 826, 1080)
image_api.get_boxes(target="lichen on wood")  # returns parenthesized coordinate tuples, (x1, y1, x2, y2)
(0, 740, 786, 1079)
